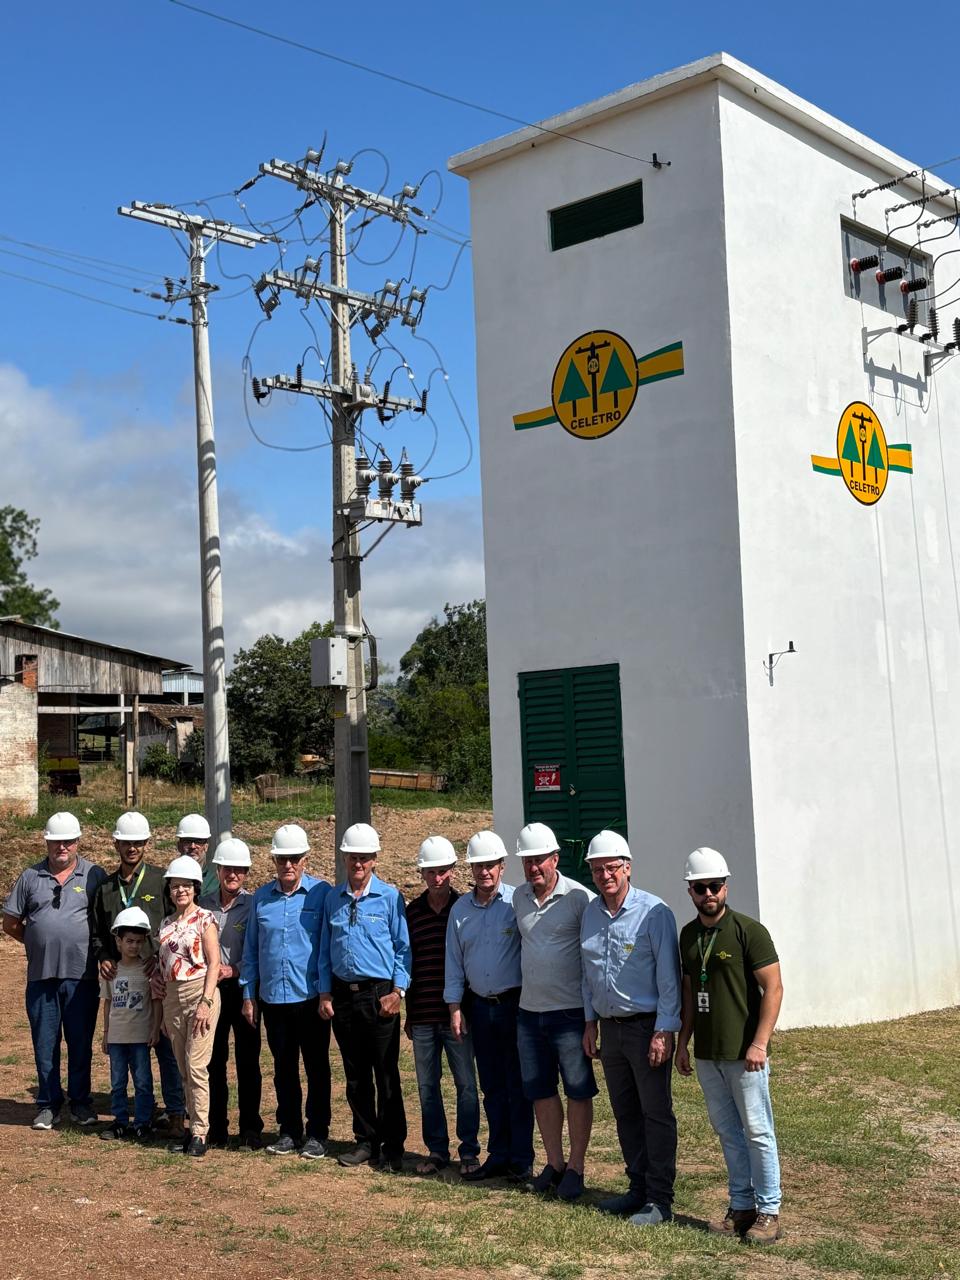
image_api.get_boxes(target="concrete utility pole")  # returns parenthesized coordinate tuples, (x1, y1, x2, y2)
(328, 190, 371, 850)
(118, 203, 272, 849)
(253, 153, 428, 876)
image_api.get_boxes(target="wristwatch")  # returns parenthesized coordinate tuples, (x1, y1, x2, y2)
(395, 988, 406, 999)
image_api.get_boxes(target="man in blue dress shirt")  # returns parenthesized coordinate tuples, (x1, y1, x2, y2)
(240, 823, 331, 1159)
(317, 822, 411, 1172)
(444, 830, 535, 1181)
(581, 830, 681, 1225)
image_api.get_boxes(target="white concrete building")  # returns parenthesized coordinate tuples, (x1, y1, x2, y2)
(450, 53, 960, 1028)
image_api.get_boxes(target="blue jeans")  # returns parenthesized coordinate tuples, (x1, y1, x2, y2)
(410, 1022, 480, 1161)
(108, 1043, 155, 1127)
(468, 992, 534, 1168)
(25, 978, 99, 1112)
(517, 1007, 598, 1102)
(154, 1032, 185, 1116)
(695, 1058, 782, 1214)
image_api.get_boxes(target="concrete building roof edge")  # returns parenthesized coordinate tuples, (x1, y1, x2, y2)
(447, 51, 954, 205)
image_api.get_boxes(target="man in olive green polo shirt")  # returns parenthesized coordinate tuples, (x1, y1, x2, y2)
(675, 848, 784, 1247)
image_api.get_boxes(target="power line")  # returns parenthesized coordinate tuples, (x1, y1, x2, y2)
(0, 245, 154, 293)
(0, 267, 187, 322)
(0, 231, 166, 283)
(166, 0, 667, 168)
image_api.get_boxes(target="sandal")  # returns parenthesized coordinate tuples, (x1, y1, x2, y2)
(415, 1154, 449, 1176)
(459, 1156, 481, 1177)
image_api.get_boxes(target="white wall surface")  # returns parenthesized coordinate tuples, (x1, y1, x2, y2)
(464, 82, 759, 918)
(720, 83, 960, 1026)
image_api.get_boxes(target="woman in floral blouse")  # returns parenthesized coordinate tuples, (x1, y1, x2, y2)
(159, 855, 220, 1156)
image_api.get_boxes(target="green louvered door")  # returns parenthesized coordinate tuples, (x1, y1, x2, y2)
(518, 663, 627, 888)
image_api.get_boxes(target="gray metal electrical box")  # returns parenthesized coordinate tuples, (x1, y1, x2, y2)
(311, 636, 348, 688)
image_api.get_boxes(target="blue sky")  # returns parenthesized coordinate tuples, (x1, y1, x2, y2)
(3, 0, 958, 666)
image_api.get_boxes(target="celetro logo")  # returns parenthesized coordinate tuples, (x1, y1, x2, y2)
(811, 402, 913, 505)
(513, 330, 684, 440)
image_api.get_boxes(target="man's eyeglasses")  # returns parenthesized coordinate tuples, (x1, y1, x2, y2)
(690, 880, 726, 895)
(51, 884, 62, 910)
(590, 861, 626, 875)
(349, 899, 358, 926)
(274, 854, 304, 865)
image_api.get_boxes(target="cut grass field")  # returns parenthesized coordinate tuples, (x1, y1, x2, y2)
(0, 944, 956, 1279)
(1, 777, 957, 1276)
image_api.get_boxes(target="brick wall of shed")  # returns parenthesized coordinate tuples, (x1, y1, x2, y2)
(0, 681, 38, 816)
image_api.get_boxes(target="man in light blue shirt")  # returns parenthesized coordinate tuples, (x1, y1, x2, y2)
(444, 830, 534, 1181)
(581, 831, 681, 1225)
(240, 824, 331, 1160)
(317, 822, 411, 1171)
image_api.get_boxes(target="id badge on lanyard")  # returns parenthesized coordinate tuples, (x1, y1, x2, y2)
(697, 928, 718, 1015)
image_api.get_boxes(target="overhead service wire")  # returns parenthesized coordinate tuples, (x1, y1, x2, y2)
(0, 267, 189, 322)
(166, 0, 669, 168)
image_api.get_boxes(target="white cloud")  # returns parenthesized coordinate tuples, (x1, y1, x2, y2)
(0, 363, 484, 669)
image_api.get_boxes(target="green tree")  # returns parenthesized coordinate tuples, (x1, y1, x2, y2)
(0, 506, 59, 627)
(599, 348, 632, 407)
(556, 359, 589, 414)
(395, 601, 491, 791)
(226, 620, 334, 780)
(841, 423, 861, 474)
(866, 431, 886, 479)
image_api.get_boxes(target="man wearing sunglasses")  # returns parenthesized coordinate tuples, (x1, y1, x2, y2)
(675, 848, 784, 1246)
(3, 812, 106, 1130)
(317, 822, 411, 1173)
(240, 823, 332, 1160)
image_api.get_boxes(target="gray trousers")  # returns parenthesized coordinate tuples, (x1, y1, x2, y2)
(599, 1014, 677, 1209)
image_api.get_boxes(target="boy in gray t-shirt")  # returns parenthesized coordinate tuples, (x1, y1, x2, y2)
(98, 908, 161, 1140)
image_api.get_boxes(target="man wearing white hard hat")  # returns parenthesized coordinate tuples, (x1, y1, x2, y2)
(580, 831, 681, 1225)
(317, 822, 411, 1172)
(444, 830, 534, 1181)
(675, 848, 784, 1246)
(3, 813, 106, 1130)
(405, 836, 480, 1176)
(513, 821, 597, 1202)
(175, 813, 215, 897)
(240, 824, 332, 1159)
(200, 837, 263, 1148)
(91, 811, 186, 1137)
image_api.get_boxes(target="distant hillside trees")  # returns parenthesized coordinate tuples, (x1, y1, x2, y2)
(0, 506, 59, 627)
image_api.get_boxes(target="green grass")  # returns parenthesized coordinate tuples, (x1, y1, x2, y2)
(0, 1054, 19, 1066)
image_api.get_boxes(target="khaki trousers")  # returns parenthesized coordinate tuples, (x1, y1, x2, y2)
(163, 975, 220, 1138)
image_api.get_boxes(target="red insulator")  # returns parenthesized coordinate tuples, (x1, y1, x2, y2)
(850, 254, 879, 274)
(900, 275, 928, 294)
(876, 266, 905, 283)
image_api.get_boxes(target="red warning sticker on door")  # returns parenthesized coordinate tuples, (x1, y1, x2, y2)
(533, 765, 561, 792)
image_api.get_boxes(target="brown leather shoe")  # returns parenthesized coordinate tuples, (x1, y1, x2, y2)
(745, 1212, 781, 1245)
(166, 1113, 186, 1139)
(708, 1207, 758, 1236)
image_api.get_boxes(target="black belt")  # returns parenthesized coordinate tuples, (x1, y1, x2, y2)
(603, 1010, 657, 1024)
(473, 987, 521, 1004)
(333, 975, 392, 993)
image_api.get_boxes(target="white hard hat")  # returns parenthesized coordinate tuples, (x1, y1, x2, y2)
(271, 824, 310, 856)
(113, 811, 151, 842)
(417, 836, 457, 868)
(516, 822, 559, 858)
(466, 830, 508, 863)
(111, 906, 151, 934)
(212, 837, 252, 868)
(684, 847, 731, 881)
(44, 811, 81, 841)
(164, 854, 204, 882)
(585, 830, 632, 861)
(176, 813, 211, 841)
(340, 822, 381, 855)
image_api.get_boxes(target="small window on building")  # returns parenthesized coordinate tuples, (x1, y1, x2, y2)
(549, 180, 644, 252)
(842, 219, 932, 323)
